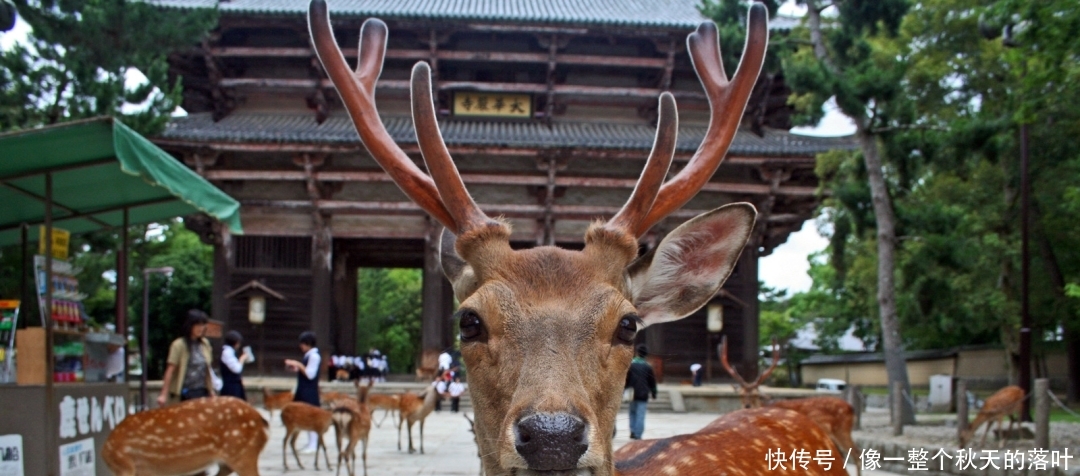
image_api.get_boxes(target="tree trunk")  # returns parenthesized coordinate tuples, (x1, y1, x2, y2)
(856, 128, 916, 425)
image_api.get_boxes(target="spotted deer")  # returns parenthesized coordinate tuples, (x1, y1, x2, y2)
(310, 1, 835, 474)
(614, 407, 848, 475)
(280, 401, 334, 470)
(102, 396, 268, 476)
(766, 397, 861, 476)
(959, 385, 1025, 448)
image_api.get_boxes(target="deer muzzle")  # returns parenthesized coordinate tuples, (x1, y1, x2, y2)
(514, 412, 589, 471)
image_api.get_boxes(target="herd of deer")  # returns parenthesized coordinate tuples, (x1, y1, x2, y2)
(99, 1, 1034, 475)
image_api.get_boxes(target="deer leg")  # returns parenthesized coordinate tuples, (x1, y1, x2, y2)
(361, 438, 368, 476)
(336, 430, 344, 476)
(419, 418, 425, 454)
(397, 414, 406, 451)
(282, 430, 290, 470)
(213, 463, 234, 476)
(979, 419, 994, 448)
(315, 432, 328, 470)
(291, 431, 306, 470)
(408, 420, 416, 453)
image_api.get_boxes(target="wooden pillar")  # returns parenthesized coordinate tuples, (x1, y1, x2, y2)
(421, 223, 454, 371)
(211, 225, 231, 326)
(738, 243, 760, 382)
(311, 218, 333, 355)
(332, 249, 357, 355)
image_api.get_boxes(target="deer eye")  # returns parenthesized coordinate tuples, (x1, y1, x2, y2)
(457, 309, 485, 342)
(614, 315, 640, 345)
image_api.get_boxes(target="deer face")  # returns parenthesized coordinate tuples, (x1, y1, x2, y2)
(308, 1, 767, 473)
(442, 211, 754, 475)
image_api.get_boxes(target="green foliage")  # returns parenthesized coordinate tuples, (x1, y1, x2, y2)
(356, 268, 423, 373)
(1, 0, 216, 134)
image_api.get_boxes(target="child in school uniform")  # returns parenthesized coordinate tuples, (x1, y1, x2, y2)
(284, 331, 321, 453)
(448, 376, 466, 413)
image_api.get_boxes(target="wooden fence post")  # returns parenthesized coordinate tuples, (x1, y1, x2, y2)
(1034, 378, 1049, 448)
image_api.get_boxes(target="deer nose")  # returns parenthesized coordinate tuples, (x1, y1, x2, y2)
(514, 412, 588, 470)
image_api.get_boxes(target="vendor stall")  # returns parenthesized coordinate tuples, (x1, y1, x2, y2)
(0, 117, 241, 475)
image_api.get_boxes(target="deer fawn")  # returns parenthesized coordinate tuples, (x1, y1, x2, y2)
(614, 407, 849, 475)
(102, 396, 268, 476)
(959, 385, 1025, 448)
(355, 378, 401, 428)
(310, 0, 781, 473)
(396, 385, 438, 453)
(331, 398, 373, 476)
(262, 387, 294, 422)
(280, 401, 334, 470)
(719, 335, 779, 408)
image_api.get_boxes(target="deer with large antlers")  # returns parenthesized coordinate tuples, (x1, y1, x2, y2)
(959, 385, 1025, 448)
(720, 335, 779, 408)
(309, 1, 834, 474)
(102, 396, 268, 476)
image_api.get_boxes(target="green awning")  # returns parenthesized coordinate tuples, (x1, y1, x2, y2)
(0, 117, 242, 246)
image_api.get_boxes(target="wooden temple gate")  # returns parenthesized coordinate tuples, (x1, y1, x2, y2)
(153, 0, 854, 379)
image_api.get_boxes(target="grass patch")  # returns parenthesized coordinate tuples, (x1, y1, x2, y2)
(1049, 407, 1080, 424)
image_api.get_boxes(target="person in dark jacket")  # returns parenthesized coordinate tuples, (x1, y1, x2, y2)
(219, 330, 251, 400)
(624, 345, 657, 439)
(284, 331, 321, 453)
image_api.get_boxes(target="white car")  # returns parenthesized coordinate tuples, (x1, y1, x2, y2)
(815, 378, 847, 393)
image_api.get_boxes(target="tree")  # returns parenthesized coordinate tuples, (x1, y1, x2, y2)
(1, 0, 215, 134)
(356, 268, 423, 374)
(783, 0, 917, 423)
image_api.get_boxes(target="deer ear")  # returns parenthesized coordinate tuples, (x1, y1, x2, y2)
(629, 203, 756, 328)
(439, 228, 480, 301)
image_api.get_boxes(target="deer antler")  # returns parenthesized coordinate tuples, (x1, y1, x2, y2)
(605, 92, 677, 234)
(719, 335, 751, 387)
(631, 5, 768, 237)
(309, 1, 491, 234)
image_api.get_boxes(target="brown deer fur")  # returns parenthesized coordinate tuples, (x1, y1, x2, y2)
(354, 379, 400, 428)
(262, 388, 293, 423)
(959, 385, 1025, 448)
(331, 400, 372, 476)
(102, 396, 268, 476)
(613, 408, 848, 475)
(397, 387, 438, 454)
(280, 402, 333, 470)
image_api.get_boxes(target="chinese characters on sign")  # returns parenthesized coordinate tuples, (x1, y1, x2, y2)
(453, 93, 532, 118)
(764, 447, 1072, 471)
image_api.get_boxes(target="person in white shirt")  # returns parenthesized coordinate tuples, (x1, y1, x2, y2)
(433, 373, 450, 412)
(448, 376, 466, 413)
(284, 331, 321, 453)
(438, 351, 452, 372)
(219, 331, 251, 399)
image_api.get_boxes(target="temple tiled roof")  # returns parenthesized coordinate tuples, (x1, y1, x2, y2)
(161, 113, 855, 157)
(147, 0, 801, 31)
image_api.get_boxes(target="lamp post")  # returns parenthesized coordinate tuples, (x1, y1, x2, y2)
(140, 266, 174, 411)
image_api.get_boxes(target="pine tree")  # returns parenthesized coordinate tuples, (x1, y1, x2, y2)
(1, 0, 215, 134)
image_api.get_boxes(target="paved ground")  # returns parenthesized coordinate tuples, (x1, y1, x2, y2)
(251, 408, 903, 475)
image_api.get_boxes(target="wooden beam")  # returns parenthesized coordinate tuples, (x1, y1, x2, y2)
(209, 46, 669, 68)
(201, 169, 819, 196)
(216, 77, 706, 100)
(242, 199, 808, 222)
